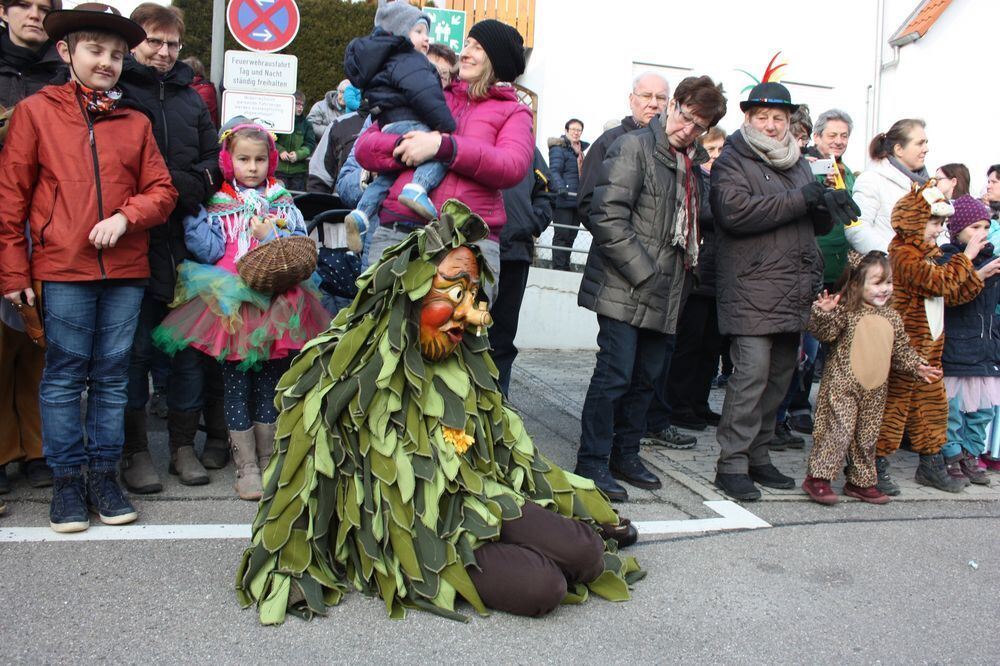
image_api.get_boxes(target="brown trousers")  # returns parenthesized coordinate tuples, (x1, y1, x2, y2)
(0, 321, 45, 465)
(469, 501, 605, 617)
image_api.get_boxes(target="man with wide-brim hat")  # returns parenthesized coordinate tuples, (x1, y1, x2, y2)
(43, 2, 146, 50)
(710, 79, 855, 501)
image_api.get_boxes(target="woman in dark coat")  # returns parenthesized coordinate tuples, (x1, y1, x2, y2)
(548, 118, 588, 271)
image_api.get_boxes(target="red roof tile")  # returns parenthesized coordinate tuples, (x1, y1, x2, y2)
(889, 0, 953, 46)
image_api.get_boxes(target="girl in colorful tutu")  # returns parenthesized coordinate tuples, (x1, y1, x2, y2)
(154, 123, 330, 500)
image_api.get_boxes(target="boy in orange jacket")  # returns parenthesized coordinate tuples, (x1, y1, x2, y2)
(0, 4, 177, 533)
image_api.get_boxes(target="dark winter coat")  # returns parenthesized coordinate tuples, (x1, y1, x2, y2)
(343, 28, 455, 132)
(577, 115, 642, 222)
(711, 130, 832, 336)
(578, 114, 700, 334)
(500, 147, 553, 263)
(324, 111, 367, 184)
(547, 135, 588, 209)
(941, 243, 1000, 377)
(118, 57, 221, 302)
(693, 167, 717, 297)
(0, 34, 67, 142)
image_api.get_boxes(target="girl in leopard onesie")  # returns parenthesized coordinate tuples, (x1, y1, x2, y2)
(803, 251, 941, 505)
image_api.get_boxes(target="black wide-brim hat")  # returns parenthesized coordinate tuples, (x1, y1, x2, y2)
(44, 2, 147, 50)
(739, 81, 799, 113)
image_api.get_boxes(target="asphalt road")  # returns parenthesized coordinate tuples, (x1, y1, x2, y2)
(1, 353, 998, 664)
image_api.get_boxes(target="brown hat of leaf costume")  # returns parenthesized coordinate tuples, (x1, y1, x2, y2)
(890, 179, 955, 240)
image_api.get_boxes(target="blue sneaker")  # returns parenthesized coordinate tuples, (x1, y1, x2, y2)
(49, 471, 90, 533)
(87, 462, 138, 526)
(344, 210, 368, 254)
(399, 183, 438, 220)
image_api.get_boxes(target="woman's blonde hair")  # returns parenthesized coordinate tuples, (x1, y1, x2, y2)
(466, 57, 497, 100)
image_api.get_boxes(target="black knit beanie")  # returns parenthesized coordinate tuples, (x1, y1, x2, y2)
(467, 19, 525, 83)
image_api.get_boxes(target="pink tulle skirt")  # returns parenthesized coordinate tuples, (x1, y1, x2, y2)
(944, 376, 1000, 412)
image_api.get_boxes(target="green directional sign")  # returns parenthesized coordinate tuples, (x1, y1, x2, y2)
(424, 7, 466, 54)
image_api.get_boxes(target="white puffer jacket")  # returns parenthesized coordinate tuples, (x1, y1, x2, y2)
(847, 158, 947, 253)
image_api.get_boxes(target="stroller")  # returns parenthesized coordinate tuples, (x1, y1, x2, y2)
(293, 193, 361, 311)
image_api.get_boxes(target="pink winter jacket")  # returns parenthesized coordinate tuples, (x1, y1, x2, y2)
(354, 80, 534, 238)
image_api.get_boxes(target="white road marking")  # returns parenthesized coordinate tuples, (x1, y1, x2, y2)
(0, 501, 769, 543)
(633, 500, 771, 535)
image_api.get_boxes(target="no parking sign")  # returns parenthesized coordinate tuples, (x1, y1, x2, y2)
(227, 0, 300, 53)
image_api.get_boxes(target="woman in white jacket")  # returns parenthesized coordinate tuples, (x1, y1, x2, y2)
(847, 119, 941, 253)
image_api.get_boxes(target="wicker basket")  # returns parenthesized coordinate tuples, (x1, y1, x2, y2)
(237, 231, 318, 295)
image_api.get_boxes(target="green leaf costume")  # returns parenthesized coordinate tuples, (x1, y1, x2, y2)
(236, 201, 644, 623)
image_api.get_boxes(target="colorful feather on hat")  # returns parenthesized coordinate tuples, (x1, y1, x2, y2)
(737, 51, 788, 93)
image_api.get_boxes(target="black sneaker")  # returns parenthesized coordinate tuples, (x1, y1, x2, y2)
(914, 453, 967, 493)
(87, 463, 138, 525)
(0, 465, 10, 494)
(714, 472, 761, 501)
(575, 465, 628, 502)
(641, 426, 697, 449)
(149, 390, 168, 419)
(749, 463, 796, 489)
(670, 410, 708, 431)
(875, 456, 901, 496)
(49, 472, 90, 533)
(788, 413, 814, 435)
(771, 421, 805, 451)
(23, 459, 53, 488)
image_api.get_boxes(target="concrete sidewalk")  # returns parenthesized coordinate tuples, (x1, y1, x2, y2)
(511, 349, 1000, 503)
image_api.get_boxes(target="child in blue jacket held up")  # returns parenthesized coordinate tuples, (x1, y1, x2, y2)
(940, 195, 1000, 486)
(342, 0, 456, 249)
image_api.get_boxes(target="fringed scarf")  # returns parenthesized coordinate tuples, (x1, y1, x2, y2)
(670, 144, 700, 269)
(206, 179, 305, 261)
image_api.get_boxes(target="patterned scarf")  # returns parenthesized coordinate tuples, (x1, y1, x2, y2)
(740, 121, 801, 171)
(669, 143, 700, 268)
(77, 82, 122, 116)
(205, 179, 305, 262)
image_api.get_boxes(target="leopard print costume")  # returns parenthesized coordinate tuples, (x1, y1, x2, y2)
(807, 302, 925, 486)
(876, 182, 983, 457)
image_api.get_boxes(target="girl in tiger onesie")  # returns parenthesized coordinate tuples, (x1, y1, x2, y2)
(875, 181, 985, 495)
(803, 251, 941, 505)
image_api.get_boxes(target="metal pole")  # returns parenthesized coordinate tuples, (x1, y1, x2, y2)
(210, 0, 226, 87)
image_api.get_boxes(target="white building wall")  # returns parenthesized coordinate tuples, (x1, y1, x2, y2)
(877, 0, 1000, 193)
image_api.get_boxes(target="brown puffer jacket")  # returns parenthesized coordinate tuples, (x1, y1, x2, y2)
(578, 114, 703, 334)
(711, 130, 832, 336)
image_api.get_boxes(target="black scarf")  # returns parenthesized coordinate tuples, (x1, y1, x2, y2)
(0, 30, 43, 71)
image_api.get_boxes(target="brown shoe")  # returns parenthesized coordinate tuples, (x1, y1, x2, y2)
(959, 452, 992, 485)
(802, 476, 839, 505)
(253, 421, 277, 477)
(230, 428, 262, 501)
(843, 482, 891, 505)
(168, 410, 209, 485)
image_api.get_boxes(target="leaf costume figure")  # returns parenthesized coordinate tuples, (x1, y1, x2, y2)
(236, 200, 643, 624)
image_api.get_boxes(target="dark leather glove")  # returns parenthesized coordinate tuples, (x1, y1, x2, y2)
(800, 180, 826, 209)
(822, 188, 862, 227)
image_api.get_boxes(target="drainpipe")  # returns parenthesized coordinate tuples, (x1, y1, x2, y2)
(870, 0, 886, 168)
(210, 0, 226, 89)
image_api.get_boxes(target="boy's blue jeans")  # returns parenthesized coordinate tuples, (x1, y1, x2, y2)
(943, 396, 992, 459)
(354, 120, 448, 219)
(39, 282, 144, 473)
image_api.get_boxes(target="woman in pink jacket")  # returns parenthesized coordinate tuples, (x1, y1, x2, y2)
(355, 19, 534, 301)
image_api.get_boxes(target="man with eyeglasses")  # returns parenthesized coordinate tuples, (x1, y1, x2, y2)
(574, 76, 727, 501)
(576, 72, 669, 226)
(117, 3, 224, 494)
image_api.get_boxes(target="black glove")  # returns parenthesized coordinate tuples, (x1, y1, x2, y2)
(800, 180, 826, 209)
(822, 188, 862, 227)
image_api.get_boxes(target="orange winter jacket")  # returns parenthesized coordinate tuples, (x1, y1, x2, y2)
(0, 82, 177, 293)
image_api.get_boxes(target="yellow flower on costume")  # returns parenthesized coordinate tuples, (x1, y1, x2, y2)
(442, 427, 474, 455)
